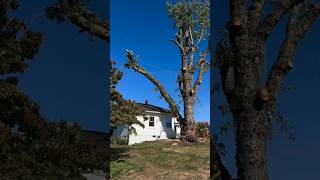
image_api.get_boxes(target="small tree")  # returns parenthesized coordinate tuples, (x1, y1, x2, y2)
(125, 0, 210, 142)
(110, 60, 144, 136)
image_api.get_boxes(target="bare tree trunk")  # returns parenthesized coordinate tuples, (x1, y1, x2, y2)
(234, 111, 269, 180)
(216, 2, 320, 179)
(183, 98, 197, 141)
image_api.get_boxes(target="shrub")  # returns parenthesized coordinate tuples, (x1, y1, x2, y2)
(196, 121, 210, 138)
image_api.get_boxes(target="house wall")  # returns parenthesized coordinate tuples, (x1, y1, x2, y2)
(128, 111, 180, 145)
(112, 126, 128, 138)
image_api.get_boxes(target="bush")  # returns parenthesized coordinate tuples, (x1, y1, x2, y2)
(196, 121, 210, 138)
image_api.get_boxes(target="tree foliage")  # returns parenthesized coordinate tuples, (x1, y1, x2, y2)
(167, 0, 209, 43)
(110, 60, 144, 134)
(0, 1, 108, 178)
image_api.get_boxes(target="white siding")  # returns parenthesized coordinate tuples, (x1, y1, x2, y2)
(128, 112, 180, 145)
(112, 126, 128, 138)
(112, 111, 181, 145)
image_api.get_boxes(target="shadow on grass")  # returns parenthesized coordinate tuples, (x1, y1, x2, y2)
(111, 146, 131, 162)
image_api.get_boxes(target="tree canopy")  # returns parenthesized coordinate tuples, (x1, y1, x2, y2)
(110, 60, 144, 134)
(0, 0, 108, 178)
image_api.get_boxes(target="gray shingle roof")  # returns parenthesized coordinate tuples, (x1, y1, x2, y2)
(136, 102, 171, 114)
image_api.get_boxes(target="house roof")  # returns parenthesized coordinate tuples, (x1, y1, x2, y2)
(136, 102, 172, 114)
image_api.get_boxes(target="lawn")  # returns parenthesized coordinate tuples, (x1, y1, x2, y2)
(111, 140, 210, 180)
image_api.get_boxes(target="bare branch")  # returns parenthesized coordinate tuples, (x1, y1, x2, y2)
(266, 3, 320, 101)
(230, 0, 247, 28)
(193, 60, 209, 94)
(196, 27, 205, 46)
(248, 0, 264, 32)
(257, 0, 304, 40)
(189, 25, 194, 46)
(125, 50, 182, 120)
(191, 48, 209, 73)
(170, 38, 184, 54)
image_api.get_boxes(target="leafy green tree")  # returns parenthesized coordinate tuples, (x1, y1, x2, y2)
(45, 0, 111, 178)
(110, 60, 144, 135)
(45, 0, 144, 135)
(1, 1, 108, 179)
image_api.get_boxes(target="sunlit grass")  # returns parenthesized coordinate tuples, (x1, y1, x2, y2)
(111, 140, 209, 179)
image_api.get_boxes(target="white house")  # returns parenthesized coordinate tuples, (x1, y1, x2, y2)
(112, 101, 181, 145)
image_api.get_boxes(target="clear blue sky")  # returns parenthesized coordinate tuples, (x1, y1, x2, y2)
(111, 0, 210, 123)
(212, 1, 320, 179)
(13, 0, 108, 133)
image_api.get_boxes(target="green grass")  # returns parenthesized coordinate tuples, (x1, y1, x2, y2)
(111, 140, 209, 180)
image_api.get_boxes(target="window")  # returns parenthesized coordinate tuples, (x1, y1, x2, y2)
(149, 117, 155, 127)
(166, 119, 171, 128)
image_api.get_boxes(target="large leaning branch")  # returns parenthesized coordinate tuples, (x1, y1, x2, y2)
(46, 1, 109, 42)
(125, 50, 183, 121)
(266, 3, 320, 101)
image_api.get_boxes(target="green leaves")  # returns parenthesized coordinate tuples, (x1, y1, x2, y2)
(166, 0, 210, 43)
(0, 2, 42, 75)
(110, 61, 144, 132)
(0, 2, 107, 178)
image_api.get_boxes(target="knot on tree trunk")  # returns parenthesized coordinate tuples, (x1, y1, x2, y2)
(287, 60, 294, 70)
(232, 16, 242, 27)
(190, 89, 195, 96)
(254, 88, 269, 111)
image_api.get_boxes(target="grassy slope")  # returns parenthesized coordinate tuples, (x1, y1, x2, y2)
(111, 140, 209, 180)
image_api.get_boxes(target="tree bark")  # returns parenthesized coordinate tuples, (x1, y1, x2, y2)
(217, 1, 320, 179)
(183, 97, 197, 141)
(211, 139, 232, 180)
(234, 110, 269, 180)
